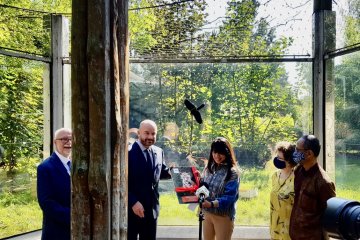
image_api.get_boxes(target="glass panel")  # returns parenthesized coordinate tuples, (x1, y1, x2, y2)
(130, 61, 312, 225)
(333, 51, 360, 199)
(0, 55, 45, 238)
(333, 0, 360, 50)
(129, 0, 313, 60)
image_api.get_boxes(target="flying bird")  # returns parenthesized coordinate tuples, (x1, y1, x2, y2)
(184, 99, 205, 124)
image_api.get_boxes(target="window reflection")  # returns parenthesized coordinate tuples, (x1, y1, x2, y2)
(334, 52, 360, 197)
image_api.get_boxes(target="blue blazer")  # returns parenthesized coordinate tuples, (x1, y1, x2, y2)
(37, 152, 70, 240)
(128, 142, 171, 219)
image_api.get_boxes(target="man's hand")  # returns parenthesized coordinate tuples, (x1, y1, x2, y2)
(202, 200, 211, 208)
(132, 201, 145, 218)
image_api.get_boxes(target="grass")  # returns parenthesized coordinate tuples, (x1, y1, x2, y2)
(0, 200, 42, 239)
(158, 192, 271, 226)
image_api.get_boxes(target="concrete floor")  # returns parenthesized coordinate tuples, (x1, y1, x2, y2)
(4, 226, 270, 240)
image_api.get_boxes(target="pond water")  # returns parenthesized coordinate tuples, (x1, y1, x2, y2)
(335, 153, 360, 191)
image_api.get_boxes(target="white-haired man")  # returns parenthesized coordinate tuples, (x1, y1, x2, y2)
(37, 128, 72, 240)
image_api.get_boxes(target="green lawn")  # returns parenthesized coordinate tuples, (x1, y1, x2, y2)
(0, 201, 42, 238)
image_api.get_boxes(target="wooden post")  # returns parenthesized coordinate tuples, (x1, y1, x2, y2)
(71, 0, 129, 238)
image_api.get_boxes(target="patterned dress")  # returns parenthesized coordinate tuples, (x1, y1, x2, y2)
(270, 169, 295, 240)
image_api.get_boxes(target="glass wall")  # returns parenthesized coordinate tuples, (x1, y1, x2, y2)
(130, 61, 312, 225)
(0, 55, 45, 238)
(329, 0, 360, 201)
(332, 51, 360, 200)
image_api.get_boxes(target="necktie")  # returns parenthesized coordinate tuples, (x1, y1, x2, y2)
(144, 149, 153, 169)
(67, 161, 71, 171)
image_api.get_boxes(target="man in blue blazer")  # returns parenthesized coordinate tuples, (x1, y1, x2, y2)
(128, 120, 172, 240)
(37, 128, 72, 240)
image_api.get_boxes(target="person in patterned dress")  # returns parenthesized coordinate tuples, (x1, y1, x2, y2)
(270, 141, 297, 240)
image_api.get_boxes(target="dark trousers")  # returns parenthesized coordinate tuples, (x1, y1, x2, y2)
(128, 210, 157, 240)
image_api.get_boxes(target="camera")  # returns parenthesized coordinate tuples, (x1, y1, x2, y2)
(323, 197, 360, 240)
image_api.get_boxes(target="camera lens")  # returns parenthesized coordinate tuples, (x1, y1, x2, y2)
(323, 197, 360, 240)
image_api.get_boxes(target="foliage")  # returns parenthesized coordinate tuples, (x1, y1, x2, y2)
(0, 0, 71, 56)
(205, 63, 298, 165)
(0, 190, 34, 207)
(0, 57, 44, 172)
(199, 0, 296, 165)
(0, 0, 73, 174)
(344, 0, 360, 46)
(129, 0, 158, 54)
(0, 0, 73, 172)
(130, 0, 300, 166)
(334, 52, 360, 150)
(131, 0, 208, 57)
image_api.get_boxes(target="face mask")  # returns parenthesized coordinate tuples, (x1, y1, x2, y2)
(293, 151, 305, 164)
(273, 157, 286, 169)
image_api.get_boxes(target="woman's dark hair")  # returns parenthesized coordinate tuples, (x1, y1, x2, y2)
(207, 137, 238, 181)
(275, 141, 296, 167)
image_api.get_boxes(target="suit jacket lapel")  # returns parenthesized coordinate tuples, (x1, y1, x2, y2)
(151, 148, 158, 167)
(51, 153, 69, 177)
(133, 142, 149, 167)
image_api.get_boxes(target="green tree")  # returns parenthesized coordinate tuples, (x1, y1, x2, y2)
(344, 0, 360, 45)
(131, 0, 208, 57)
(0, 0, 71, 173)
(130, 0, 300, 166)
(129, 0, 158, 54)
(0, 57, 43, 173)
(196, 0, 296, 164)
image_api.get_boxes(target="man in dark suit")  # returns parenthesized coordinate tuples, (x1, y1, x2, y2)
(37, 128, 72, 240)
(128, 119, 172, 240)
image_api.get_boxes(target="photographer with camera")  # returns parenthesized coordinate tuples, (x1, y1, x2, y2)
(199, 137, 240, 240)
(289, 135, 336, 240)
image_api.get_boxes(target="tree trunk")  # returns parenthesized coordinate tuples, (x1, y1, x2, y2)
(71, 0, 129, 239)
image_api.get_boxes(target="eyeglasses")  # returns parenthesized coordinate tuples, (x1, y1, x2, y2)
(56, 138, 72, 144)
